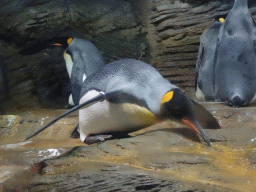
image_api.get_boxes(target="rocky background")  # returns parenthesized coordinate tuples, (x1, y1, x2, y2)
(0, 0, 256, 113)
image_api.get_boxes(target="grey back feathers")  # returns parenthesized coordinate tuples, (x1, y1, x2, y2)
(80, 59, 177, 115)
(196, 0, 256, 107)
(196, 20, 222, 101)
(215, 0, 256, 107)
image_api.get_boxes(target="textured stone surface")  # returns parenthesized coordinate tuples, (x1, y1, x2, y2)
(1, 0, 256, 110)
(1, 101, 256, 191)
(0, 0, 149, 111)
(149, 0, 256, 88)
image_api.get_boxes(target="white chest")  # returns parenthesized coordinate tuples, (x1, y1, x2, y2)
(78, 90, 159, 142)
(63, 52, 73, 78)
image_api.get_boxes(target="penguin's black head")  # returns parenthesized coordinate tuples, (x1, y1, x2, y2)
(226, 95, 246, 108)
(160, 88, 196, 122)
(160, 88, 220, 146)
(160, 88, 192, 120)
(54, 37, 73, 47)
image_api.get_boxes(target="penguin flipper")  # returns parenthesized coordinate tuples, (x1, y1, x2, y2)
(191, 100, 221, 130)
(25, 92, 106, 141)
(195, 42, 204, 92)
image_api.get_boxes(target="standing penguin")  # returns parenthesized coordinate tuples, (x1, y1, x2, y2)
(196, 14, 226, 101)
(26, 59, 220, 146)
(57, 38, 106, 106)
(214, 0, 256, 107)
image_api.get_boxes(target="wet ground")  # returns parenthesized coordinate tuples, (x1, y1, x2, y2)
(1, 98, 256, 191)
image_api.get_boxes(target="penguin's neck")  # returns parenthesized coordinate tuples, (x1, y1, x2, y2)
(233, 0, 248, 9)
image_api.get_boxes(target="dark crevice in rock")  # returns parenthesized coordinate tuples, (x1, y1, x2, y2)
(0, 0, 151, 111)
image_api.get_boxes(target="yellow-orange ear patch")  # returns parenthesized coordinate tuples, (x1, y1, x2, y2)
(161, 91, 174, 104)
(67, 38, 73, 45)
(219, 18, 225, 23)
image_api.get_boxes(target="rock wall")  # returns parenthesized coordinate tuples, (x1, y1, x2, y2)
(148, 0, 256, 88)
(0, 0, 150, 113)
(0, 0, 256, 112)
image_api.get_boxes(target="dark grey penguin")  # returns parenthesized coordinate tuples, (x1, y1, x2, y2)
(196, 14, 226, 101)
(26, 59, 220, 146)
(61, 38, 106, 106)
(214, 0, 256, 107)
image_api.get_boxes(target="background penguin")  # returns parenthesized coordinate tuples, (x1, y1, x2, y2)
(26, 59, 221, 146)
(195, 14, 227, 101)
(214, 0, 256, 107)
(56, 38, 106, 106)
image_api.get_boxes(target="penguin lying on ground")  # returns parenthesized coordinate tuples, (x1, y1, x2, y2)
(196, 14, 227, 101)
(55, 38, 106, 106)
(26, 59, 220, 146)
(196, 0, 256, 107)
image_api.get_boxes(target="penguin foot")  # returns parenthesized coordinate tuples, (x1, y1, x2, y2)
(70, 124, 80, 139)
(70, 127, 80, 138)
(85, 135, 112, 145)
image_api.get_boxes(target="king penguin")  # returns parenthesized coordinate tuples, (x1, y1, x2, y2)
(214, 0, 256, 107)
(195, 14, 226, 101)
(26, 59, 220, 146)
(56, 38, 106, 106)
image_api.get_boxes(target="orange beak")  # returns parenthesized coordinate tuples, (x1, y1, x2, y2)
(181, 117, 211, 146)
(54, 43, 62, 46)
(181, 118, 200, 134)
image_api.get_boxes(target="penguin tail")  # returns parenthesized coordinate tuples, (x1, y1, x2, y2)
(24, 92, 106, 141)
